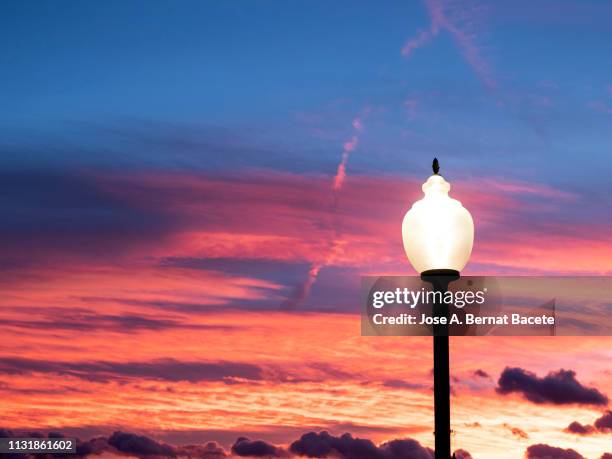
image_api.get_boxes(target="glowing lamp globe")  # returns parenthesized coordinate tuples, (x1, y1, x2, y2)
(402, 159, 474, 274)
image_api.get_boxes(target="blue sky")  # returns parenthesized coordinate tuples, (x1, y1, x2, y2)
(2, 0, 611, 181)
(1, 0, 612, 223)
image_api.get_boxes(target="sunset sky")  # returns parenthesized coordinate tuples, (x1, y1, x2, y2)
(1, 1, 612, 458)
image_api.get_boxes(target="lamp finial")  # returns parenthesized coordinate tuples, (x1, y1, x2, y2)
(432, 157, 440, 175)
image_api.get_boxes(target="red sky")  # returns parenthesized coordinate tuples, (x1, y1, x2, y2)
(2, 1, 612, 457)
(1, 169, 611, 459)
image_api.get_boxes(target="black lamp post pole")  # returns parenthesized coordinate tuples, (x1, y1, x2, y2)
(434, 332, 451, 459)
(421, 269, 459, 459)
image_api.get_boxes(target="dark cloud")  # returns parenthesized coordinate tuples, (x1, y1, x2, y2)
(1, 312, 234, 333)
(160, 257, 309, 287)
(564, 410, 612, 435)
(0, 357, 262, 383)
(525, 444, 585, 459)
(79, 297, 218, 314)
(0, 430, 24, 459)
(0, 356, 368, 387)
(290, 432, 372, 458)
(289, 431, 434, 459)
(382, 380, 427, 390)
(231, 437, 285, 457)
(0, 169, 175, 260)
(0, 430, 471, 459)
(564, 421, 596, 435)
(66, 121, 313, 173)
(305, 363, 354, 381)
(178, 442, 228, 459)
(142, 424, 407, 453)
(496, 367, 608, 406)
(453, 450, 473, 459)
(594, 411, 612, 432)
(108, 431, 176, 457)
(75, 436, 112, 457)
(380, 439, 434, 459)
(600, 454, 612, 459)
(0, 430, 230, 459)
(0, 430, 108, 458)
(473, 369, 490, 379)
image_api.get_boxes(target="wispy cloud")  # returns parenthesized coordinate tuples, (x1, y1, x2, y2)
(402, 0, 495, 89)
(284, 112, 368, 308)
(0, 357, 264, 383)
(587, 100, 612, 116)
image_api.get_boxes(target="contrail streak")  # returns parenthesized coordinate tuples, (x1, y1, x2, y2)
(281, 114, 366, 309)
(402, 0, 495, 89)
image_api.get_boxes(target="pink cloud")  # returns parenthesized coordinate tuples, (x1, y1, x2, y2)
(401, 29, 435, 57)
(479, 178, 576, 200)
(51, 170, 612, 275)
(1, 167, 611, 459)
(333, 116, 364, 193)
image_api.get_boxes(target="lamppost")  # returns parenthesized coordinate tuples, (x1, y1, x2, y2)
(401, 159, 474, 459)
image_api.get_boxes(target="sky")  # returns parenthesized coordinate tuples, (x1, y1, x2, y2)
(1, 1, 612, 458)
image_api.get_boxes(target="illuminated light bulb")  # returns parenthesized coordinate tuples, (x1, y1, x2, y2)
(402, 160, 474, 274)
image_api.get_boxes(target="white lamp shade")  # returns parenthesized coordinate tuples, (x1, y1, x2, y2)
(402, 174, 474, 273)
